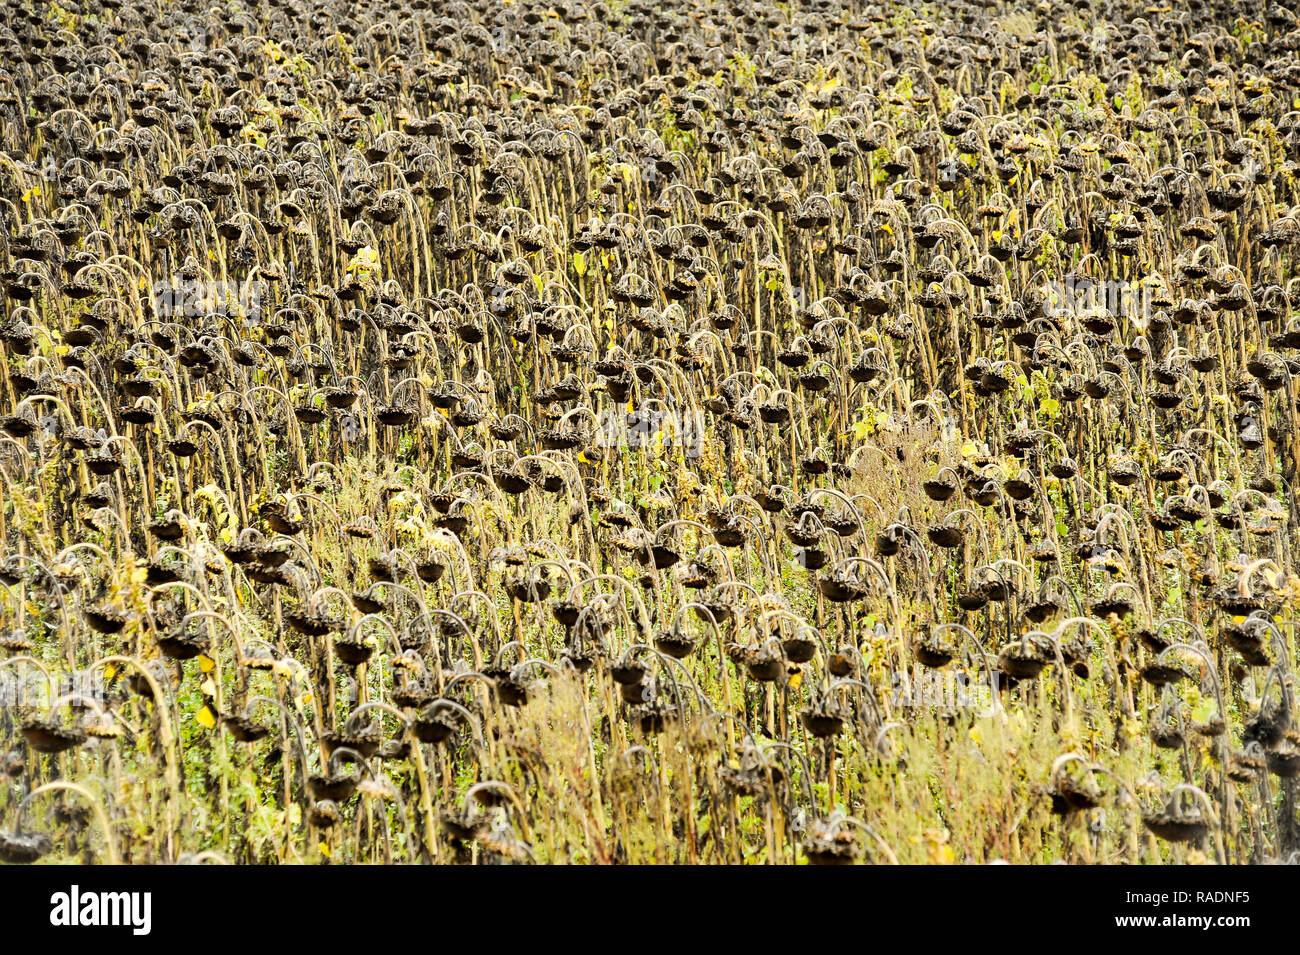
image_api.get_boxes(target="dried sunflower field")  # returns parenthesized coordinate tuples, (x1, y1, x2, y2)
(1, 0, 1300, 867)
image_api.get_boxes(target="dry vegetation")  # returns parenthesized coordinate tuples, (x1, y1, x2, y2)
(1, 0, 1300, 864)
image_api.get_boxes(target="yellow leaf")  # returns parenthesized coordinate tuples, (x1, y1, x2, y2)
(347, 246, 381, 275)
(198, 653, 215, 673)
(572, 250, 587, 277)
(196, 704, 217, 729)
